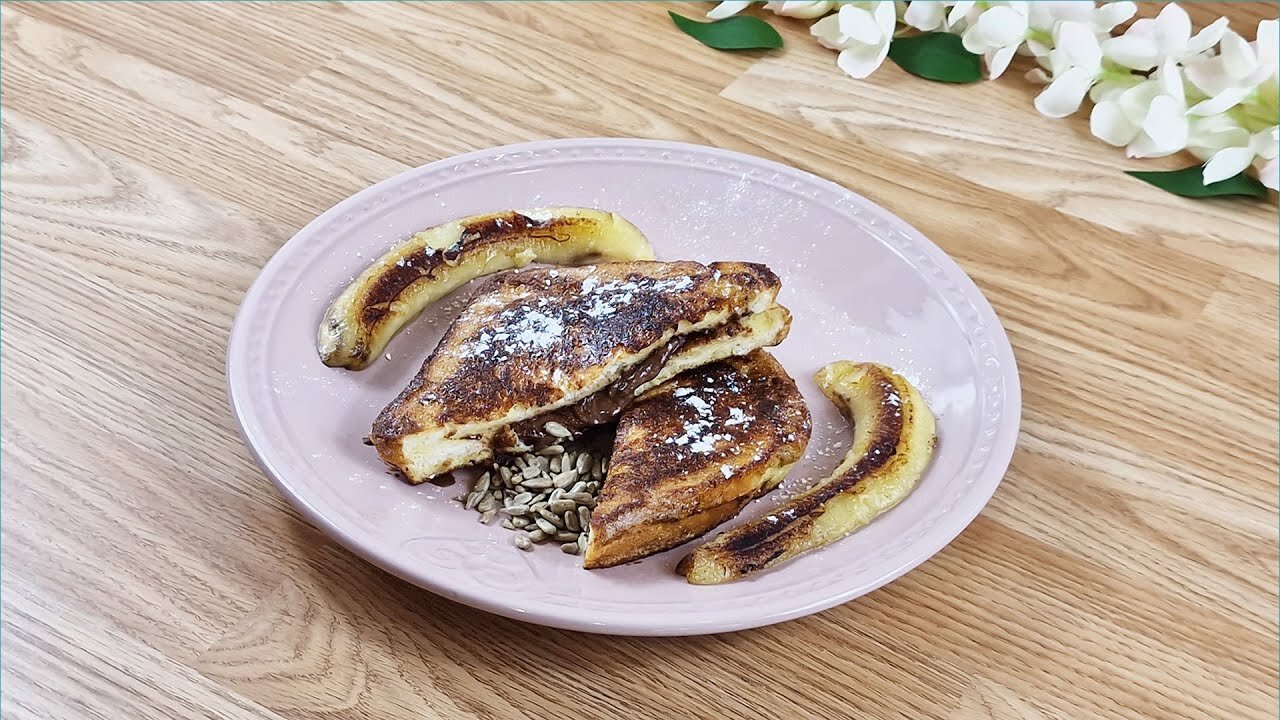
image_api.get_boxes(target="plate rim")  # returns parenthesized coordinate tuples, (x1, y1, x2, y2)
(226, 137, 1022, 636)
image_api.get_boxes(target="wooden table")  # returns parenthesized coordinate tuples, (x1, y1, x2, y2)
(3, 3, 1276, 718)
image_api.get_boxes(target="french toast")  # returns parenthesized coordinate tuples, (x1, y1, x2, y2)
(371, 261, 791, 484)
(679, 362, 937, 584)
(318, 208, 653, 369)
(582, 351, 811, 569)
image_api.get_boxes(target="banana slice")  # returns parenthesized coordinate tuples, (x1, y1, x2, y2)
(678, 362, 937, 585)
(317, 208, 653, 369)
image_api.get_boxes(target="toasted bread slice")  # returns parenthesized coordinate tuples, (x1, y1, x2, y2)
(582, 351, 811, 569)
(679, 362, 937, 584)
(318, 208, 653, 370)
(372, 261, 787, 484)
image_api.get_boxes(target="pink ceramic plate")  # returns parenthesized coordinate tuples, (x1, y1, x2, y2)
(227, 138, 1020, 636)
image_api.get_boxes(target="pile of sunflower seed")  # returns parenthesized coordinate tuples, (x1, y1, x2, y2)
(460, 421, 609, 555)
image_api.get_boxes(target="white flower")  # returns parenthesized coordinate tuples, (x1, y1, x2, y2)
(707, 0, 754, 19)
(765, 1, 836, 19)
(903, 1, 960, 32)
(811, 2, 898, 79)
(1090, 59, 1190, 158)
(1024, 1, 1136, 57)
(1032, 20, 1144, 117)
(1185, 20, 1278, 118)
(1258, 155, 1278, 191)
(1203, 127, 1279, 184)
(961, 2, 1030, 79)
(1102, 3, 1228, 71)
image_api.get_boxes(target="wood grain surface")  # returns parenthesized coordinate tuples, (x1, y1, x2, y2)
(2, 2, 1276, 719)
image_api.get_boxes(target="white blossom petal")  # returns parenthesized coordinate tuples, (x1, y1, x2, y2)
(1219, 30, 1258, 78)
(810, 13, 844, 48)
(1202, 146, 1256, 183)
(1091, 100, 1140, 146)
(1035, 67, 1097, 117)
(1026, 67, 1053, 84)
(1252, 127, 1279, 160)
(1055, 20, 1103, 73)
(1150, 3, 1192, 47)
(872, 0, 897, 35)
(1137, 95, 1189, 156)
(987, 45, 1018, 79)
(903, 0, 946, 30)
(707, 1, 753, 19)
(974, 6, 1028, 48)
(1094, 2, 1137, 32)
(1188, 86, 1253, 116)
(1257, 157, 1278, 190)
(767, 1, 836, 19)
(1187, 16, 1230, 56)
(839, 6, 883, 45)
(1155, 58, 1186, 105)
(948, 1, 976, 28)
(1103, 34, 1160, 71)
(835, 40, 890, 79)
(1256, 20, 1278, 65)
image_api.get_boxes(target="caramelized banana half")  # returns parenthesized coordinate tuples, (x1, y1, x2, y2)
(678, 362, 937, 585)
(317, 208, 653, 369)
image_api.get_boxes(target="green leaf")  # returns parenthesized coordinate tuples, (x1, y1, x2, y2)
(668, 11, 782, 51)
(1125, 165, 1268, 199)
(887, 32, 982, 83)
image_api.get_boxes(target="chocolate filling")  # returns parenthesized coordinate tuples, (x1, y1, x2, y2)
(511, 334, 689, 443)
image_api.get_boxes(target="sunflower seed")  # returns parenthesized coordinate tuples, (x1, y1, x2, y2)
(549, 457, 562, 474)
(535, 518, 558, 535)
(586, 481, 599, 493)
(511, 491, 533, 506)
(534, 456, 551, 471)
(575, 453, 592, 475)
(563, 492, 593, 504)
(563, 450, 576, 469)
(476, 495, 497, 513)
(577, 533, 589, 554)
(577, 506, 592, 528)
(522, 477, 553, 490)
(475, 473, 491, 496)
(464, 491, 482, 510)
(478, 509, 496, 524)
(544, 421, 572, 438)
(549, 499, 576, 514)
(526, 529, 547, 542)
(521, 464, 542, 480)
(556, 531, 579, 542)
(514, 456, 529, 470)
(564, 510, 580, 532)
(503, 504, 530, 516)
(560, 542, 580, 555)
(531, 493, 549, 504)
(530, 500, 549, 512)
(498, 466, 513, 483)
(537, 444, 565, 457)
(511, 516, 531, 528)
(549, 488, 565, 502)
(570, 481, 588, 494)
(513, 534, 532, 550)
(501, 519, 515, 530)
(591, 459, 603, 480)
(538, 508, 565, 528)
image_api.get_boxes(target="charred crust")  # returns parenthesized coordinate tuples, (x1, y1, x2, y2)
(593, 353, 810, 531)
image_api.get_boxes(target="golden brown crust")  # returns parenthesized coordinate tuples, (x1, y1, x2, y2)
(583, 351, 811, 569)
(372, 261, 780, 440)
